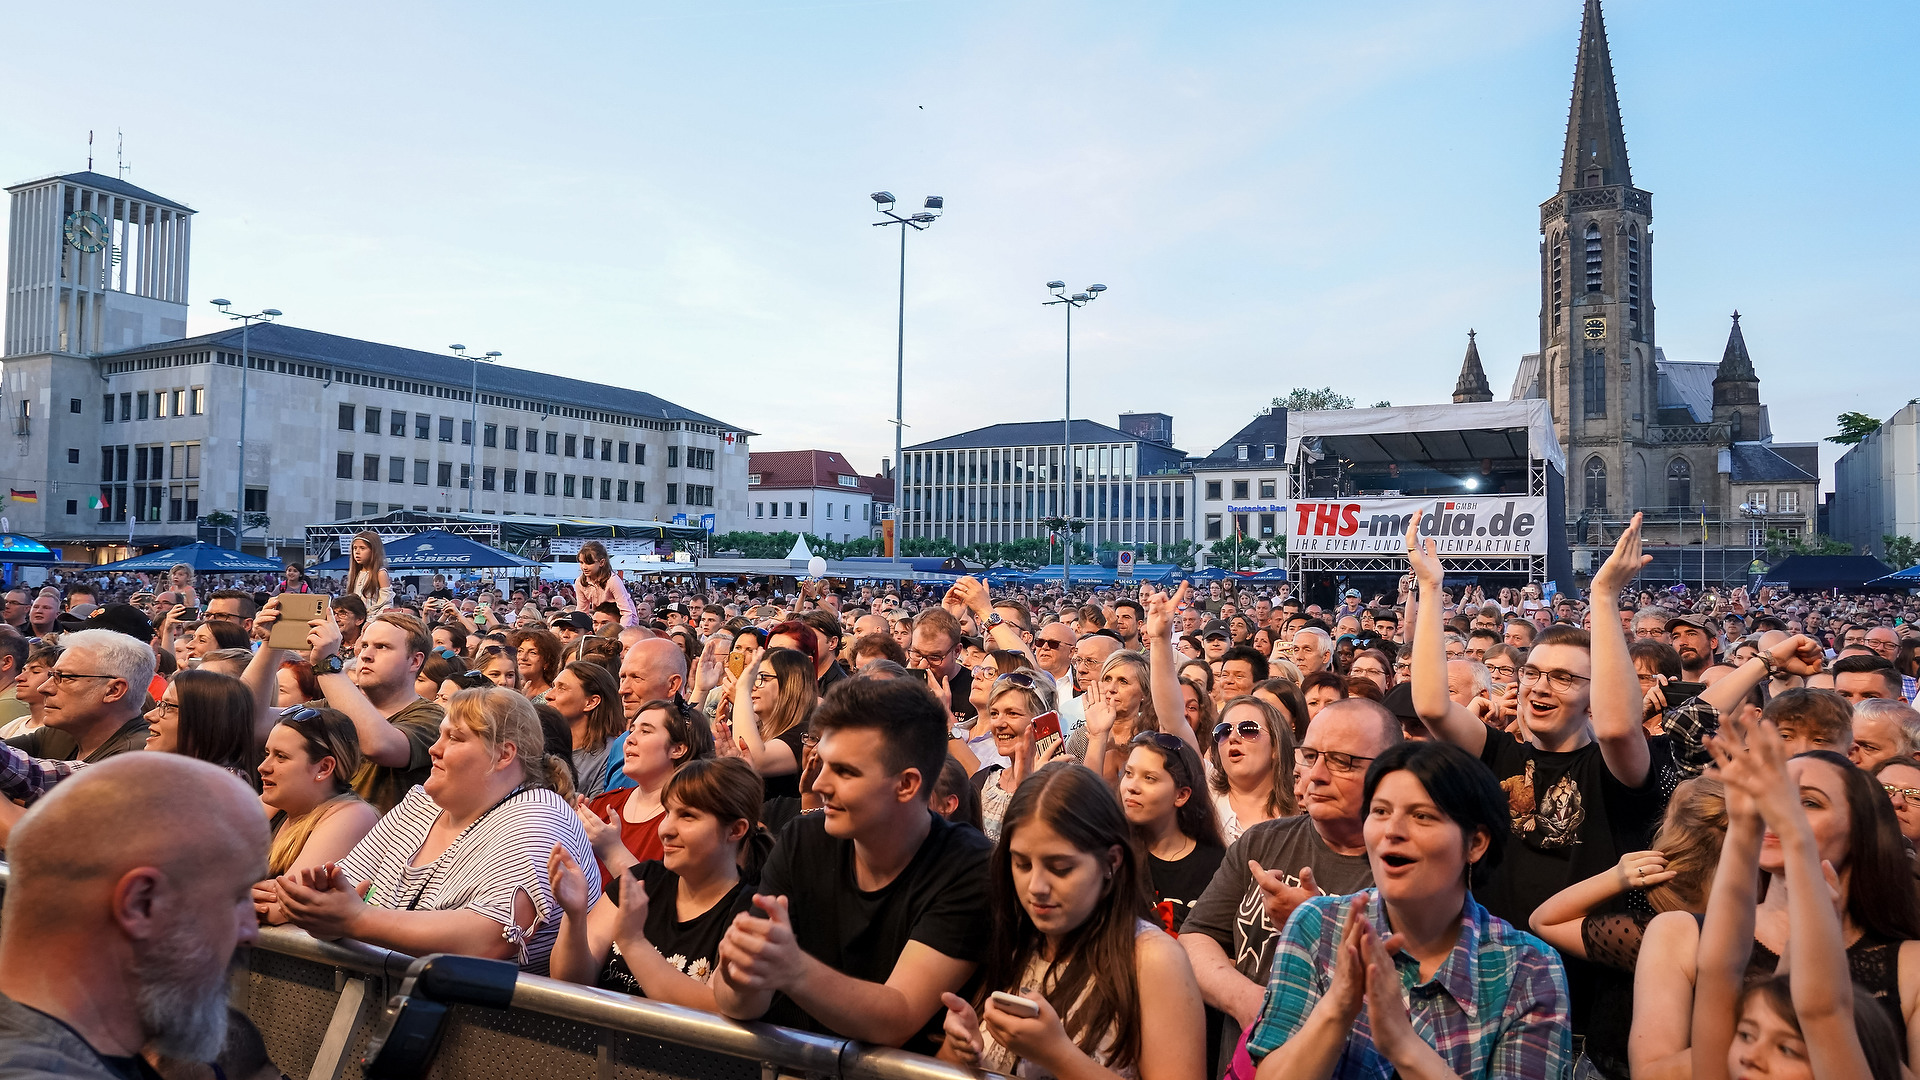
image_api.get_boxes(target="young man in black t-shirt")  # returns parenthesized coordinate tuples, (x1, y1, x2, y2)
(712, 676, 992, 1052)
(1408, 515, 1663, 1027)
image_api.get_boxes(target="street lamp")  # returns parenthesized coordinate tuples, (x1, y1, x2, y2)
(450, 345, 503, 512)
(1043, 282, 1106, 589)
(209, 299, 281, 549)
(871, 191, 944, 563)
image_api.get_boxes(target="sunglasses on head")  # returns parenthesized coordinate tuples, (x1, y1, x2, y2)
(1212, 719, 1266, 742)
(281, 705, 324, 726)
(1131, 730, 1186, 754)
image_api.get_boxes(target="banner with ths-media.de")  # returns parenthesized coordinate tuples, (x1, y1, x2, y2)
(1286, 496, 1550, 556)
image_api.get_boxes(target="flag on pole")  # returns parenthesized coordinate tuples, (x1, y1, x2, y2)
(9, 489, 36, 504)
(87, 494, 107, 511)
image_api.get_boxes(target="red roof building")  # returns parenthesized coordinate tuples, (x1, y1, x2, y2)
(747, 450, 893, 542)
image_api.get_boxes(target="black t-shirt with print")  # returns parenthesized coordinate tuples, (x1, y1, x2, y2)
(1149, 841, 1227, 933)
(597, 860, 755, 995)
(755, 808, 993, 1052)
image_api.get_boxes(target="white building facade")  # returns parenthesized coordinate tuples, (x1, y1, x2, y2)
(3, 171, 751, 558)
(1192, 407, 1289, 547)
(746, 450, 889, 543)
(1832, 403, 1920, 560)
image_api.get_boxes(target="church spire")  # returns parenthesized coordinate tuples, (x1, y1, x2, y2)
(1715, 311, 1757, 384)
(1560, 0, 1633, 192)
(1453, 330, 1494, 403)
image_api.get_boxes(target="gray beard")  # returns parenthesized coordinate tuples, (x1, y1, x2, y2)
(132, 920, 233, 1062)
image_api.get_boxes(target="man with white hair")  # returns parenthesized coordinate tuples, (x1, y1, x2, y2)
(1291, 626, 1332, 673)
(0, 754, 266, 1073)
(1849, 697, 1920, 770)
(3, 628, 154, 763)
(1447, 657, 1491, 710)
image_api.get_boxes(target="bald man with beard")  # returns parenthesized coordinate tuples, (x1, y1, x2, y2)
(0, 754, 267, 1076)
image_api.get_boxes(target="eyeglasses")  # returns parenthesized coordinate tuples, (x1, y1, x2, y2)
(752, 672, 780, 686)
(1034, 639, 1070, 651)
(1393, 661, 1413, 674)
(1297, 746, 1375, 775)
(1212, 719, 1266, 742)
(1517, 666, 1592, 693)
(45, 671, 118, 688)
(206, 611, 243, 623)
(908, 647, 953, 664)
(993, 671, 1050, 692)
(1885, 784, 1920, 803)
(151, 701, 180, 717)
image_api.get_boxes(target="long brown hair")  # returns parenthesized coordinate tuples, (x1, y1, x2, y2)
(172, 669, 261, 785)
(577, 540, 613, 587)
(344, 530, 387, 603)
(561, 660, 625, 748)
(757, 647, 818, 741)
(266, 707, 365, 875)
(1645, 775, 1726, 914)
(981, 764, 1148, 1073)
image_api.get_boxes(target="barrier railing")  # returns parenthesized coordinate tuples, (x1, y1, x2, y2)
(0, 863, 1001, 1080)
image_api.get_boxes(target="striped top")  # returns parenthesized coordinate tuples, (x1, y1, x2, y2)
(1246, 890, 1570, 1080)
(337, 785, 599, 974)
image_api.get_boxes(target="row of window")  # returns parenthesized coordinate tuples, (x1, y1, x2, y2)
(756, 501, 867, 520)
(333, 405, 713, 468)
(904, 482, 1184, 524)
(1204, 478, 1279, 501)
(100, 389, 206, 422)
(903, 444, 1140, 486)
(1205, 513, 1277, 541)
(1581, 457, 1805, 515)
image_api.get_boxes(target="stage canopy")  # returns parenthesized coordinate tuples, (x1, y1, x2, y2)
(308, 530, 543, 572)
(93, 541, 285, 573)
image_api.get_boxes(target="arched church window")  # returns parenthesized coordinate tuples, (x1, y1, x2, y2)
(1583, 350, 1607, 418)
(1551, 233, 1564, 329)
(1585, 222, 1603, 293)
(1584, 457, 1607, 511)
(1666, 458, 1692, 510)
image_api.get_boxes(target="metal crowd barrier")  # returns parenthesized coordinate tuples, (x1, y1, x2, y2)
(0, 863, 1000, 1080)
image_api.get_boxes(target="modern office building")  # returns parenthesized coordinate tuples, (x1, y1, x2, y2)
(1832, 403, 1920, 561)
(898, 418, 1190, 553)
(1192, 407, 1289, 545)
(746, 449, 892, 543)
(2, 170, 751, 559)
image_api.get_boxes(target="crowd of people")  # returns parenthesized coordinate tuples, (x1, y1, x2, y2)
(5, 519, 1920, 1079)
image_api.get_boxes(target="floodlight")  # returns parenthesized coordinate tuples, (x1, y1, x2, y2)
(1047, 281, 1066, 290)
(449, 344, 466, 352)
(262, 309, 282, 317)
(1088, 284, 1107, 293)
(924, 196, 943, 210)
(210, 298, 231, 308)
(871, 191, 895, 206)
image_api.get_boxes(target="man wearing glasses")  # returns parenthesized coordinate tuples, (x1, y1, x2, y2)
(5, 628, 155, 766)
(205, 589, 257, 640)
(1180, 698, 1400, 1070)
(1030, 622, 1077, 686)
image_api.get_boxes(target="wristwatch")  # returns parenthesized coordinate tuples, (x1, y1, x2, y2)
(317, 654, 345, 676)
(982, 612, 1004, 629)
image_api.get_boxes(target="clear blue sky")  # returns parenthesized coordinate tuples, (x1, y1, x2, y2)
(4, 1, 1914, 489)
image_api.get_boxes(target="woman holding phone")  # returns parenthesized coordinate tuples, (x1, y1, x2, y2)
(938, 764, 1205, 1080)
(969, 670, 1062, 841)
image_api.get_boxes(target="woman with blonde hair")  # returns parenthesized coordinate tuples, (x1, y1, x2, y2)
(253, 706, 379, 924)
(277, 686, 595, 972)
(725, 647, 817, 800)
(573, 541, 638, 628)
(342, 530, 393, 615)
(1205, 695, 1298, 841)
(1075, 650, 1160, 782)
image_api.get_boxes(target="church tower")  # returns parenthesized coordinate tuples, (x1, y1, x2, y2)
(1540, 0, 1654, 518)
(1453, 330, 1494, 403)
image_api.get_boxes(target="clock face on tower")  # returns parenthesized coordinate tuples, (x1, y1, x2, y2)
(1583, 317, 1607, 341)
(63, 210, 108, 253)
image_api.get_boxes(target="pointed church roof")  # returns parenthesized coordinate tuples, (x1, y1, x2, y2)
(1560, 0, 1634, 191)
(1453, 330, 1494, 403)
(1715, 311, 1757, 383)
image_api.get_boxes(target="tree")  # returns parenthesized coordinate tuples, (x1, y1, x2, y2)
(1828, 411, 1882, 445)
(1272, 387, 1355, 412)
(1161, 538, 1198, 568)
(1209, 535, 1261, 568)
(1884, 535, 1920, 569)
(1764, 530, 1853, 561)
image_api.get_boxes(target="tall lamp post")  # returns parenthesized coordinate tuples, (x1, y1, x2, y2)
(450, 346, 503, 512)
(870, 191, 944, 564)
(209, 299, 281, 550)
(1043, 281, 1106, 590)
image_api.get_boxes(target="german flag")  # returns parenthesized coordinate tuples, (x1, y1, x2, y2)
(9, 489, 36, 504)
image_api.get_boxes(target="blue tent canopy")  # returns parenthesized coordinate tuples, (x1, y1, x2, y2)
(0, 534, 62, 565)
(92, 541, 285, 573)
(1866, 564, 1920, 587)
(307, 530, 543, 571)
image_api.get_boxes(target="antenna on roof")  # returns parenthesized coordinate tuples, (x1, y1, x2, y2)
(117, 129, 131, 180)
(87, 130, 93, 172)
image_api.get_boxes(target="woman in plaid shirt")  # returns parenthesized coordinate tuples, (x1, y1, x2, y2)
(1246, 740, 1571, 1080)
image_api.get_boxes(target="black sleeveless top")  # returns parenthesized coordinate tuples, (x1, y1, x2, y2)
(1747, 933, 1905, 1042)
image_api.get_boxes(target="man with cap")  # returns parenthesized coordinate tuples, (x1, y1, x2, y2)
(1666, 613, 1719, 681)
(550, 610, 591, 648)
(1337, 587, 1363, 618)
(662, 602, 689, 630)
(83, 603, 168, 702)
(1201, 621, 1232, 663)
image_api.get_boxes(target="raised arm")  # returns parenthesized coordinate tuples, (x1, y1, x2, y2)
(952, 577, 1033, 664)
(1143, 582, 1199, 752)
(1406, 519, 1487, 756)
(1690, 718, 1769, 1080)
(305, 614, 413, 767)
(1587, 514, 1652, 787)
(1529, 850, 1671, 960)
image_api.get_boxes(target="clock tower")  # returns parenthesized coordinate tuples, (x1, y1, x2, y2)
(4, 171, 193, 359)
(1540, 0, 1655, 519)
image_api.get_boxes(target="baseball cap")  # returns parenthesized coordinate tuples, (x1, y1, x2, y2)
(86, 603, 156, 643)
(1201, 620, 1231, 640)
(1666, 613, 1715, 634)
(550, 611, 592, 631)
(1343, 588, 1361, 599)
